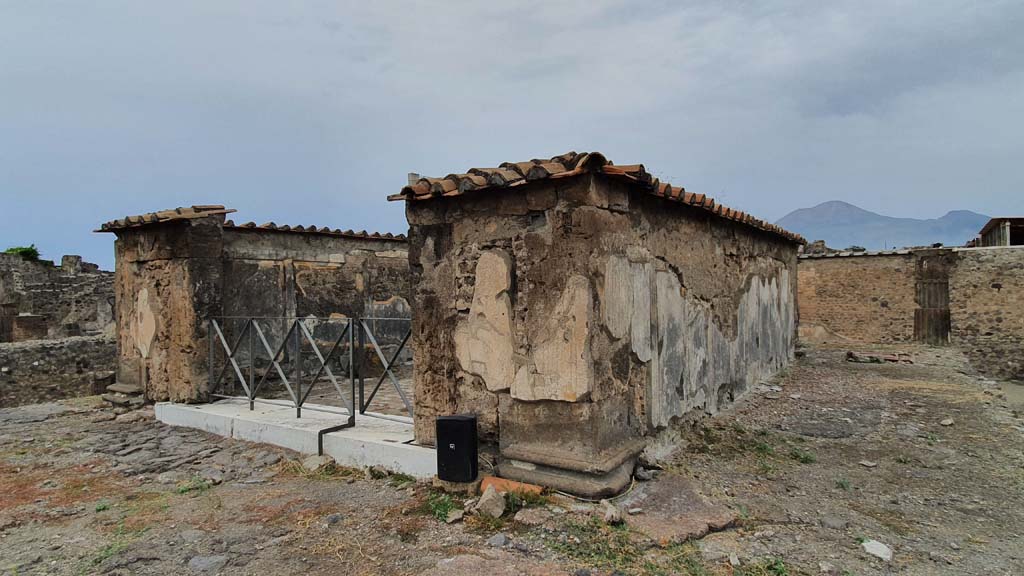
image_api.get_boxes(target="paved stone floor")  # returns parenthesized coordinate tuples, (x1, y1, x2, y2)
(1, 344, 1022, 575)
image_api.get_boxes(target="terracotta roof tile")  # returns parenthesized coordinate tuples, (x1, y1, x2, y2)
(223, 220, 406, 242)
(96, 205, 405, 242)
(391, 152, 803, 243)
(96, 205, 236, 232)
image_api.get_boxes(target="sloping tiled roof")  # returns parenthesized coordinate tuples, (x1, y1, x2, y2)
(224, 220, 406, 242)
(97, 205, 236, 232)
(389, 151, 804, 244)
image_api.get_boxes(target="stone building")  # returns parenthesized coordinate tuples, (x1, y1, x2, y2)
(0, 253, 114, 342)
(798, 245, 1024, 381)
(975, 217, 1024, 247)
(97, 206, 409, 403)
(391, 151, 803, 496)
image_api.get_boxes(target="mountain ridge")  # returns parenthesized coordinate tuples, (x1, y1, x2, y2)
(776, 201, 990, 250)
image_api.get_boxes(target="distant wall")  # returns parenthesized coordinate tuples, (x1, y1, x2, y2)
(797, 253, 917, 343)
(797, 246, 1024, 381)
(0, 253, 114, 342)
(0, 335, 116, 408)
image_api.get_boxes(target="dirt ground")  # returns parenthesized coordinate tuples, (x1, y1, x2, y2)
(1, 344, 1022, 575)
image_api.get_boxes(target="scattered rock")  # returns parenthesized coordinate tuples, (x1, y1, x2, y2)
(513, 507, 550, 526)
(729, 552, 740, 566)
(474, 485, 506, 519)
(627, 508, 643, 515)
(819, 560, 836, 573)
(323, 513, 343, 528)
(301, 454, 333, 472)
(573, 569, 592, 576)
(819, 515, 848, 530)
(115, 411, 148, 423)
(90, 413, 116, 423)
(445, 509, 465, 524)
(187, 554, 229, 572)
(862, 539, 893, 561)
(179, 529, 206, 544)
(486, 533, 509, 547)
(157, 471, 187, 485)
(634, 466, 653, 481)
(940, 418, 954, 426)
(600, 499, 623, 525)
(365, 465, 389, 479)
(199, 468, 225, 485)
(859, 460, 878, 468)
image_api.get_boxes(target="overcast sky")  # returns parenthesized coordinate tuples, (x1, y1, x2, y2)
(2, 1, 1022, 269)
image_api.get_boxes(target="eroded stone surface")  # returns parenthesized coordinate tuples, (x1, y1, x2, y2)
(455, 250, 516, 392)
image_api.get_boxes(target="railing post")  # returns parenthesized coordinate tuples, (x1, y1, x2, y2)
(207, 319, 215, 395)
(348, 319, 356, 426)
(295, 319, 302, 419)
(248, 319, 255, 411)
(357, 318, 366, 414)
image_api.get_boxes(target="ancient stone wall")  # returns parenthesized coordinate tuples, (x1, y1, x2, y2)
(797, 246, 1024, 381)
(0, 335, 116, 407)
(796, 253, 917, 343)
(0, 253, 114, 342)
(949, 247, 1024, 381)
(109, 216, 410, 403)
(407, 173, 798, 492)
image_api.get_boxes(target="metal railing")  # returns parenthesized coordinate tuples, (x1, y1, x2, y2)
(207, 316, 413, 428)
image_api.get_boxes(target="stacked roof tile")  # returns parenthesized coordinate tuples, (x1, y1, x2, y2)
(390, 151, 804, 244)
(97, 206, 406, 242)
(224, 220, 406, 242)
(97, 205, 236, 232)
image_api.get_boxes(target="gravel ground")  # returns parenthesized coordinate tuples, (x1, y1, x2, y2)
(1, 344, 1022, 575)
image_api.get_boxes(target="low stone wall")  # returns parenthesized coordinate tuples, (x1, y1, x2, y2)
(0, 335, 116, 407)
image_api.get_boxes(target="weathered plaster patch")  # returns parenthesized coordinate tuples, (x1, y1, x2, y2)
(603, 255, 632, 340)
(454, 250, 516, 392)
(513, 274, 593, 402)
(134, 287, 156, 359)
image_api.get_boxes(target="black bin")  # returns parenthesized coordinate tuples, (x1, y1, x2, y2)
(436, 414, 478, 483)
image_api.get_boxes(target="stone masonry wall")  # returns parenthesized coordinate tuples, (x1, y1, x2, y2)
(797, 254, 917, 343)
(0, 335, 116, 407)
(407, 172, 798, 479)
(949, 247, 1024, 381)
(111, 219, 410, 403)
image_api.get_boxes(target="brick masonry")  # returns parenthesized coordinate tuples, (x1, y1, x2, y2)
(798, 246, 1024, 381)
(0, 335, 116, 408)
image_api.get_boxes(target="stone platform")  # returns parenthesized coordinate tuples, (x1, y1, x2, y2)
(155, 398, 436, 478)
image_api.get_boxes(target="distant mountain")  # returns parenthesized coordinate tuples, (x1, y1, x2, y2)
(776, 201, 990, 250)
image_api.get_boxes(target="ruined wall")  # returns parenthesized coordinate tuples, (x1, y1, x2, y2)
(0, 335, 116, 408)
(221, 229, 409, 320)
(0, 253, 114, 342)
(407, 173, 798, 481)
(113, 218, 223, 402)
(949, 247, 1024, 381)
(797, 253, 917, 343)
(111, 219, 410, 403)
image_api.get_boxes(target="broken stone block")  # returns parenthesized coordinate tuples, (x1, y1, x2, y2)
(473, 485, 506, 519)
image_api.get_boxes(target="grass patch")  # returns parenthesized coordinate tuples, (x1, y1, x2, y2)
(176, 476, 212, 495)
(835, 478, 851, 491)
(788, 448, 816, 464)
(545, 517, 714, 576)
(387, 472, 416, 488)
(736, 557, 792, 576)
(418, 490, 458, 522)
(94, 501, 111, 512)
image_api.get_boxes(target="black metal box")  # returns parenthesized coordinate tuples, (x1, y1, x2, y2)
(436, 414, 478, 483)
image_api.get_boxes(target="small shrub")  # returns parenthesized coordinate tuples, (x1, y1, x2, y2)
(789, 448, 816, 464)
(95, 501, 111, 512)
(4, 244, 40, 261)
(176, 476, 211, 495)
(420, 491, 457, 522)
(836, 478, 851, 491)
(387, 472, 416, 488)
(506, 489, 550, 513)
